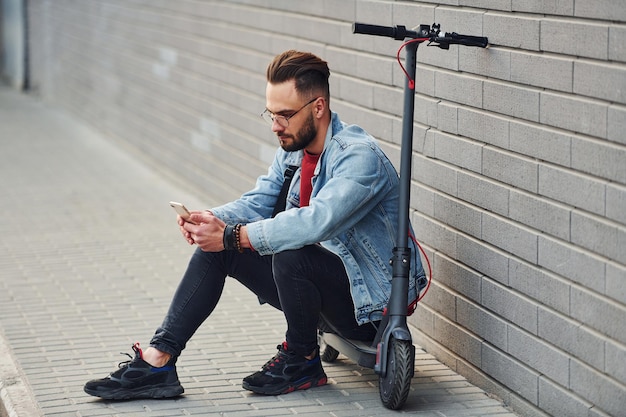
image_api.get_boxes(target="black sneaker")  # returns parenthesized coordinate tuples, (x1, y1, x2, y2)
(84, 343, 184, 400)
(242, 342, 327, 395)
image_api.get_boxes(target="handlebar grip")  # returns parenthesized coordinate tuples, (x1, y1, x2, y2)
(352, 22, 408, 40)
(438, 32, 489, 48)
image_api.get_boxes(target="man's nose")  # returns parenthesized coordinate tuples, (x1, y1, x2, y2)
(271, 119, 285, 133)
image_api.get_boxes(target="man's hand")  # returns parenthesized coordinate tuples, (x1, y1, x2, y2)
(177, 211, 227, 252)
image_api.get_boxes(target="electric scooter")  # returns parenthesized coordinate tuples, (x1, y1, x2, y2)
(318, 22, 488, 410)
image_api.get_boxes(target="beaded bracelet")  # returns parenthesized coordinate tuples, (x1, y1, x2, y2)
(233, 223, 244, 253)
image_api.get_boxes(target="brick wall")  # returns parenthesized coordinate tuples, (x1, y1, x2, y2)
(27, 1, 626, 416)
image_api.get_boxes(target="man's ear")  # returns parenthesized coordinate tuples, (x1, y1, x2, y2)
(314, 97, 326, 119)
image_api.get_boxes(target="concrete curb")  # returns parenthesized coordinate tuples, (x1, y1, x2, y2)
(0, 332, 41, 417)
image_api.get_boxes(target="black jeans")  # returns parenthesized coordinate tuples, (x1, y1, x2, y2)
(150, 245, 378, 358)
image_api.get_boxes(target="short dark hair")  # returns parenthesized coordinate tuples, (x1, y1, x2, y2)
(266, 50, 330, 100)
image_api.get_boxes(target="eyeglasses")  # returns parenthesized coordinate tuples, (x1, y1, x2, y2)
(260, 97, 319, 128)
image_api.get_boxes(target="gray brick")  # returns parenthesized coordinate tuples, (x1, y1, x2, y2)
(483, 80, 540, 122)
(339, 76, 374, 109)
(435, 194, 481, 240)
(509, 190, 571, 240)
(434, 6, 486, 36)
(355, 0, 393, 28)
(574, 0, 626, 21)
(321, 1, 356, 22)
(457, 298, 508, 351)
(458, 171, 509, 216)
(571, 211, 625, 264)
(437, 101, 458, 134)
(457, 235, 510, 284)
(512, 0, 574, 15)
(572, 136, 626, 184)
(425, 281, 458, 321)
(508, 326, 570, 386)
(433, 315, 483, 367)
(606, 262, 626, 305)
(571, 286, 626, 345)
(408, 120, 433, 155)
(413, 154, 458, 196)
(570, 359, 626, 417)
(509, 258, 570, 313)
(354, 53, 396, 86)
(538, 164, 606, 217)
(460, 0, 511, 12)
(511, 51, 573, 93)
(335, 103, 392, 145)
(411, 212, 458, 258)
(414, 66, 436, 97)
(608, 105, 626, 145)
(509, 120, 571, 167)
(413, 0, 461, 6)
(538, 235, 606, 293)
(436, 72, 484, 108)
(434, 131, 483, 173)
(417, 122, 435, 160)
(538, 307, 605, 371)
(392, 3, 436, 27)
(540, 91, 608, 138)
(458, 107, 510, 149)
(410, 302, 435, 337)
(434, 252, 483, 302)
(540, 19, 609, 60)
(371, 82, 402, 117)
(414, 94, 440, 128)
(325, 48, 356, 80)
(483, 146, 538, 193)
(609, 25, 626, 62)
(538, 377, 593, 417)
(411, 182, 435, 217)
(460, 47, 511, 80)
(481, 343, 540, 404)
(482, 212, 538, 263)
(574, 61, 626, 105)
(484, 12, 541, 51)
(481, 278, 538, 334)
(607, 183, 626, 225)
(606, 340, 626, 383)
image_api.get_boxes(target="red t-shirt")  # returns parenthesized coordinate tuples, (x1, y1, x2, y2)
(300, 151, 320, 207)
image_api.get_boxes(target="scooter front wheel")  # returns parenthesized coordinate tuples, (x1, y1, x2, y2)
(379, 336, 413, 409)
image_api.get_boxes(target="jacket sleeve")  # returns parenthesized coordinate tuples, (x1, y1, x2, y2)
(247, 138, 397, 255)
(210, 150, 286, 224)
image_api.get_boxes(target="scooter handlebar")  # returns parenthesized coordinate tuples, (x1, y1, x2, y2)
(352, 22, 418, 40)
(434, 32, 489, 48)
(353, 22, 489, 48)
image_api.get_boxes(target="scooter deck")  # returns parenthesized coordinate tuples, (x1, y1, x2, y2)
(321, 332, 377, 369)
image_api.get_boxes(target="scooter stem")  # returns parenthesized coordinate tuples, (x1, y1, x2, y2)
(374, 40, 419, 378)
(389, 40, 418, 318)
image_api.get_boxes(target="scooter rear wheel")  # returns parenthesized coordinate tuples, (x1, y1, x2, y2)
(379, 336, 413, 409)
(320, 344, 340, 362)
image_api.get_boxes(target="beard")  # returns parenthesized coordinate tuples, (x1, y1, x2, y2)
(279, 112, 317, 152)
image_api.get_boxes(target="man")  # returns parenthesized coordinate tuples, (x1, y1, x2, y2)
(84, 50, 425, 399)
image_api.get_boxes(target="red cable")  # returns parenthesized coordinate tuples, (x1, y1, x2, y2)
(411, 232, 432, 302)
(396, 38, 429, 90)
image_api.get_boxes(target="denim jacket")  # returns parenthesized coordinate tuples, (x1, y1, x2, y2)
(211, 112, 425, 325)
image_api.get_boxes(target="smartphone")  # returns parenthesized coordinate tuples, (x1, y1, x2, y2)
(169, 201, 196, 224)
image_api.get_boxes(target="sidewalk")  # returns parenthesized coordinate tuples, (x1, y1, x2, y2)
(0, 87, 518, 417)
